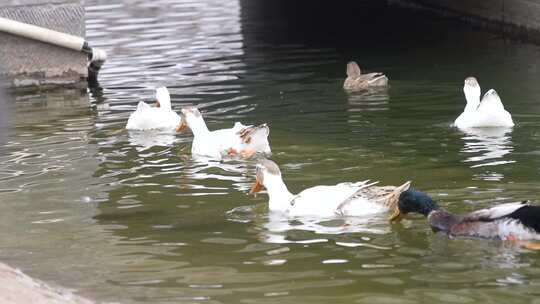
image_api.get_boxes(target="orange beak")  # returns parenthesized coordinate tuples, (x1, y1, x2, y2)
(249, 179, 263, 196)
(176, 120, 187, 132)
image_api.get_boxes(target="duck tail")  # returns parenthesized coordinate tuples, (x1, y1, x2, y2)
(237, 123, 271, 154)
(507, 203, 540, 233)
(383, 181, 412, 210)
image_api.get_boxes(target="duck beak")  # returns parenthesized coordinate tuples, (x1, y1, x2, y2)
(155, 100, 160, 108)
(176, 119, 187, 133)
(389, 208, 403, 223)
(249, 179, 263, 196)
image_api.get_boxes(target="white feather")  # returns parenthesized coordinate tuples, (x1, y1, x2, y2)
(464, 201, 527, 221)
(455, 80, 514, 128)
(497, 219, 540, 240)
(182, 109, 271, 159)
(126, 87, 181, 131)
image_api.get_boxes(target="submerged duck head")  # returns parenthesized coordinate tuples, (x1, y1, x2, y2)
(155, 87, 171, 109)
(176, 107, 203, 133)
(249, 159, 282, 195)
(391, 188, 440, 222)
(463, 76, 481, 107)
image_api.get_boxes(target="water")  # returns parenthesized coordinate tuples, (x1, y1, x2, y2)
(2, 0, 540, 302)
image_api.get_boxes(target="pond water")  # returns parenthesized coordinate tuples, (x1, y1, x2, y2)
(2, 0, 540, 303)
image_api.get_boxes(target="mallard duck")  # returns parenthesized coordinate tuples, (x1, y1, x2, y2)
(249, 159, 411, 217)
(176, 107, 271, 160)
(126, 87, 182, 131)
(343, 61, 388, 91)
(393, 189, 540, 242)
(454, 77, 514, 128)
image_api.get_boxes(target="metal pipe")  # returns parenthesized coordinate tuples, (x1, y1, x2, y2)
(0, 16, 107, 86)
(0, 17, 85, 51)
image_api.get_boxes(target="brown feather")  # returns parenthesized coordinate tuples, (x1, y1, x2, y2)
(335, 181, 411, 215)
(237, 123, 268, 144)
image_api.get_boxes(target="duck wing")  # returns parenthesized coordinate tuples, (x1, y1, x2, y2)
(362, 72, 387, 83)
(462, 201, 528, 222)
(238, 123, 269, 142)
(477, 89, 505, 113)
(335, 181, 411, 215)
(232, 122, 247, 131)
(452, 201, 540, 239)
(237, 123, 271, 153)
(136, 101, 152, 111)
(463, 201, 540, 232)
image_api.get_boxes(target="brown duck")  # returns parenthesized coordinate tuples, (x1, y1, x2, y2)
(343, 61, 388, 91)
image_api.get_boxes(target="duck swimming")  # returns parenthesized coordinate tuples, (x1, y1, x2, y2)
(176, 107, 271, 160)
(249, 159, 411, 217)
(343, 61, 388, 91)
(126, 87, 182, 131)
(454, 77, 514, 128)
(393, 189, 540, 242)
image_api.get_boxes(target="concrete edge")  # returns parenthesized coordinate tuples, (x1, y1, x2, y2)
(0, 262, 97, 304)
(391, 0, 540, 44)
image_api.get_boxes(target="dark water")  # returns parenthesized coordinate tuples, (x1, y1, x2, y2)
(2, 0, 540, 303)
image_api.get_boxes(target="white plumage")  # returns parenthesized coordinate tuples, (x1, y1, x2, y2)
(179, 107, 271, 160)
(251, 160, 410, 218)
(126, 87, 182, 131)
(464, 201, 527, 221)
(454, 77, 514, 128)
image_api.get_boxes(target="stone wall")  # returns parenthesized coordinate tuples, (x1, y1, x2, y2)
(0, 0, 87, 89)
(405, 0, 540, 38)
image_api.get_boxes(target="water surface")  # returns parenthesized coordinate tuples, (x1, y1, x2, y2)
(1, 0, 540, 303)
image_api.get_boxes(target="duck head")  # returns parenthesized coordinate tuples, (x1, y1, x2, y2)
(346, 61, 362, 78)
(391, 188, 440, 222)
(463, 77, 481, 109)
(155, 87, 171, 109)
(176, 107, 206, 133)
(249, 159, 282, 196)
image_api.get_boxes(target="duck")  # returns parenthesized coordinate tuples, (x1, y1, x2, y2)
(454, 77, 514, 128)
(126, 87, 182, 131)
(343, 61, 388, 91)
(249, 159, 411, 217)
(176, 107, 271, 160)
(393, 189, 540, 243)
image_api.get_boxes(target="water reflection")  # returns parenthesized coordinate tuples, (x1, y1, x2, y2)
(180, 157, 253, 194)
(4, 0, 540, 302)
(346, 88, 390, 112)
(261, 212, 390, 244)
(127, 130, 180, 150)
(0, 73, 8, 155)
(459, 127, 514, 180)
(228, 206, 390, 244)
(345, 88, 390, 130)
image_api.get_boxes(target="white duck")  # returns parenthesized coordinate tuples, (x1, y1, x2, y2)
(454, 77, 514, 128)
(250, 159, 411, 218)
(126, 87, 182, 131)
(176, 107, 271, 160)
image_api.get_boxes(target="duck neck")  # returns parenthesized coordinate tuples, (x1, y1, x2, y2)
(264, 174, 294, 212)
(463, 86, 481, 112)
(419, 200, 440, 217)
(189, 117, 210, 138)
(428, 210, 460, 234)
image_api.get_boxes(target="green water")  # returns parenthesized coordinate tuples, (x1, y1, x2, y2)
(1, 0, 540, 303)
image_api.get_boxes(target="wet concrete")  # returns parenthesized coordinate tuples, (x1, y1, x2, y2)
(0, 262, 94, 304)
